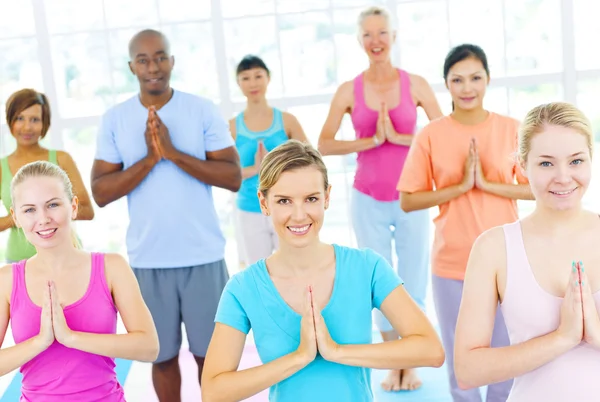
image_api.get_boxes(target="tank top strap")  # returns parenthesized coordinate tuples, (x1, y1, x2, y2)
(398, 69, 412, 102)
(353, 73, 366, 108)
(48, 150, 58, 165)
(91, 252, 116, 309)
(271, 108, 284, 132)
(10, 260, 27, 308)
(502, 221, 538, 304)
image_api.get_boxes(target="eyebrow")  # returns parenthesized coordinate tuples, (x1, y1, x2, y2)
(538, 152, 585, 159)
(20, 197, 61, 208)
(449, 70, 485, 78)
(273, 192, 321, 198)
(136, 50, 166, 58)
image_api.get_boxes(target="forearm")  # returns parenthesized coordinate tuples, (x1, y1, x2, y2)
(169, 150, 242, 192)
(75, 202, 95, 220)
(401, 184, 466, 212)
(0, 337, 47, 377)
(456, 331, 573, 389)
(0, 215, 15, 232)
(66, 331, 159, 362)
(92, 158, 156, 207)
(387, 131, 414, 147)
(202, 351, 309, 402)
(318, 137, 377, 156)
(331, 334, 444, 370)
(482, 182, 533, 200)
(242, 165, 259, 180)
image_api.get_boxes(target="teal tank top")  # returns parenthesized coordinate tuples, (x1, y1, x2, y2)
(235, 108, 289, 213)
(1, 150, 58, 261)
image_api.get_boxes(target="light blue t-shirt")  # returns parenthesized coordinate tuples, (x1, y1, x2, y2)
(235, 108, 289, 213)
(215, 244, 404, 402)
(94, 90, 234, 268)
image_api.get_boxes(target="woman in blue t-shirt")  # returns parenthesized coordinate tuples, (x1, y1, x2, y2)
(230, 55, 309, 267)
(201, 140, 444, 402)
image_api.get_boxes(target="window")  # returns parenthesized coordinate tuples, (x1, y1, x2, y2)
(573, 0, 600, 70)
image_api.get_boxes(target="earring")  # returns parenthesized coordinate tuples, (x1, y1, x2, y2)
(264, 211, 270, 216)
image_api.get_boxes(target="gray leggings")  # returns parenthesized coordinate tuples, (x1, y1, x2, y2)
(432, 275, 513, 402)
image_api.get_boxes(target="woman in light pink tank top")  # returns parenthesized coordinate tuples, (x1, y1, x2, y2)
(0, 161, 159, 401)
(318, 6, 442, 392)
(454, 102, 600, 401)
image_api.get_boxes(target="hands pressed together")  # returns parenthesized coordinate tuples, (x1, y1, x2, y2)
(461, 138, 488, 193)
(296, 286, 339, 364)
(37, 281, 75, 350)
(145, 106, 175, 163)
(557, 261, 600, 350)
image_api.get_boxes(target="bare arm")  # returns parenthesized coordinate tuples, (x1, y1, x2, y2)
(64, 254, 159, 362)
(168, 146, 242, 192)
(282, 112, 309, 143)
(0, 216, 15, 233)
(412, 74, 444, 121)
(91, 158, 157, 207)
(201, 324, 310, 402)
(57, 151, 94, 220)
(0, 265, 49, 377)
(480, 182, 534, 200)
(454, 228, 576, 389)
(318, 81, 379, 156)
(329, 285, 444, 369)
(400, 184, 467, 212)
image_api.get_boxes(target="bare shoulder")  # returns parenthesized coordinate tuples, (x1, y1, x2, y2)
(228, 118, 237, 139)
(102, 253, 132, 281)
(0, 264, 13, 303)
(469, 226, 507, 279)
(56, 150, 74, 164)
(408, 73, 428, 88)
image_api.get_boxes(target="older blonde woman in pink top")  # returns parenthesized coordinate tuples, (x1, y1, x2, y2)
(455, 102, 600, 402)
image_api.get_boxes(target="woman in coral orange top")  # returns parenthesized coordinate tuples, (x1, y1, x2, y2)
(397, 44, 533, 402)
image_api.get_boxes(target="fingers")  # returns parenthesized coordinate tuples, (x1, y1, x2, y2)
(43, 280, 51, 310)
(579, 261, 592, 299)
(305, 286, 313, 317)
(570, 261, 582, 306)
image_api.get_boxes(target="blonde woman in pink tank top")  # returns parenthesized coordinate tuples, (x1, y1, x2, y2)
(455, 102, 600, 401)
(318, 5, 442, 393)
(0, 161, 159, 401)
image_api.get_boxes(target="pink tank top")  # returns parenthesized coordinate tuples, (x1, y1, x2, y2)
(501, 222, 600, 402)
(10, 253, 125, 401)
(351, 69, 417, 202)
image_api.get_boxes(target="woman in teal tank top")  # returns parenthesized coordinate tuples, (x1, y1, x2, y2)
(231, 56, 309, 267)
(1, 89, 95, 262)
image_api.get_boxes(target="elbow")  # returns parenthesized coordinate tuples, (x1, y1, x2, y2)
(139, 338, 160, 363)
(317, 139, 331, 156)
(454, 354, 479, 390)
(80, 205, 95, 220)
(431, 344, 445, 368)
(399, 195, 414, 213)
(200, 381, 224, 402)
(227, 174, 242, 193)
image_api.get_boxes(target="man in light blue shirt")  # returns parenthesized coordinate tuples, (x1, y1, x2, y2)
(91, 29, 241, 402)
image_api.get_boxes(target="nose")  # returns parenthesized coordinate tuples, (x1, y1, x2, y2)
(291, 203, 308, 221)
(147, 59, 160, 73)
(554, 165, 572, 184)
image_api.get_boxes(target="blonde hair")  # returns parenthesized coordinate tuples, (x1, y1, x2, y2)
(258, 140, 329, 196)
(518, 102, 594, 163)
(11, 161, 81, 249)
(357, 6, 394, 33)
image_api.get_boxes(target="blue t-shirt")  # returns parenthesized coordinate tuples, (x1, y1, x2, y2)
(235, 108, 289, 213)
(215, 244, 403, 401)
(94, 90, 234, 268)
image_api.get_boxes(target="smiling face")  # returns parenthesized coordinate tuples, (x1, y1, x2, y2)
(259, 166, 330, 249)
(359, 14, 395, 64)
(11, 176, 78, 250)
(10, 104, 44, 146)
(524, 124, 592, 211)
(445, 57, 489, 111)
(129, 33, 174, 96)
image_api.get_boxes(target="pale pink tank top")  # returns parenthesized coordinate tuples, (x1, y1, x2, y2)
(351, 69, 417, 202)
(501, 221, 600, 401)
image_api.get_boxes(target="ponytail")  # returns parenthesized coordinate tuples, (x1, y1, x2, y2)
(71, 228, 82, 249)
